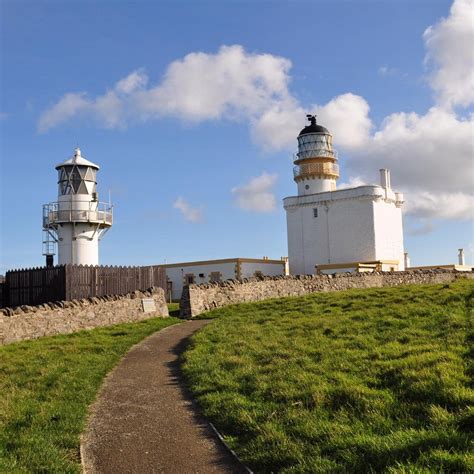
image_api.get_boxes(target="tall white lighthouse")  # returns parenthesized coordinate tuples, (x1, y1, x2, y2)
(42, 148, 113, 266)
(284, 115, 405, 275)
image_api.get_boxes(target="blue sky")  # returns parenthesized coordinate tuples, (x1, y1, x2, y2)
(1, 0, 473, 273)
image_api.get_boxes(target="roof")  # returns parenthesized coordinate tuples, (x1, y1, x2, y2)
(299, 114, 330, 136)
(157, 257, 286, 268)
(55, 148, 100, 170)
(298, 123, 329, 136)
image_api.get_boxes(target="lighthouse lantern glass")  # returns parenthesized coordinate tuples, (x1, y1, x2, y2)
(58, 165, 97, 196)
(297, 133, 334, 160)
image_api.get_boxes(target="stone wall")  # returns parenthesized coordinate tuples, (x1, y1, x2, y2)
(0, 287, 168, 345)
(180, 270, 474, 318)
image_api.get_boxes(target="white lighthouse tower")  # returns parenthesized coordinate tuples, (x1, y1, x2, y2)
(42, 148, 113, 266)
(293, 114, 340, 195)
(284, 115, 405, 275)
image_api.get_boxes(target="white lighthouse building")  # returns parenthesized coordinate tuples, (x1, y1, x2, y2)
(284, 116, 405, 275)
(42, 148, 113, 266)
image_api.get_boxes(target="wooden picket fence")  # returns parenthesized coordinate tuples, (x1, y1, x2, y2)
(3, 265, 167, 308)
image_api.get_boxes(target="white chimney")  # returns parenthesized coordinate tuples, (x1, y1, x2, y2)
(380, 169, 391, 189)
(458, 248, 465, 265)
(404, 252, 410, 269)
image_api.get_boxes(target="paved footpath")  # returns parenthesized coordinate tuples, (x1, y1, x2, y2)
(81, 320, 248, 474)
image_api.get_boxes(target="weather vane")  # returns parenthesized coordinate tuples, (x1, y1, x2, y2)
(306, 114, 317, 126)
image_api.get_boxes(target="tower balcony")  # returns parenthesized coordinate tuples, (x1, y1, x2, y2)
(293, 162, 340, 180)
(293, 149, 338, 163)
(43, 201, 113, 228)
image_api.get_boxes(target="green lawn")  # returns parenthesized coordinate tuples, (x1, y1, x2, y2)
(183, 279, 474, 473)
(168, 302, 180, 318)
(0, 315, 180, 473)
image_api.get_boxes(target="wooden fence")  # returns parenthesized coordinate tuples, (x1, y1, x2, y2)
(3, 265, 167, 308)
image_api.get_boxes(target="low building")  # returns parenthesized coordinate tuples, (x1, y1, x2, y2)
(161, 257, 287, 301)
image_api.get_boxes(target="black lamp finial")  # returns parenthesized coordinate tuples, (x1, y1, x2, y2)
(306, 114, 317, 126)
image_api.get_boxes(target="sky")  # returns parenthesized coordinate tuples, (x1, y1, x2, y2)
(1, 0, 473, 273)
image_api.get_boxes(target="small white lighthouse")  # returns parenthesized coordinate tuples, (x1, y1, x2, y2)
(42, 148, 113, 266)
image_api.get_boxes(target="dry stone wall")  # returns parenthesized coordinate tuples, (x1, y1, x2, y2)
(180, 270, 474, 318)
(0, 287, 168, 345)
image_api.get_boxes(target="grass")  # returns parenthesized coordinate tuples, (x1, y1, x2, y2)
(0, 315, 180, 473)
(183, 279, 474, 473)
(168, 302, 180, 318)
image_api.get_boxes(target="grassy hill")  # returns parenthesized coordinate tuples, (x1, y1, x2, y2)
(183, 279, 474, 473)
(0, 316, 179, 473)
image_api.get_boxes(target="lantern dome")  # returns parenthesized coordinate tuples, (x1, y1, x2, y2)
(55, 148, 99, 170)
(298, 115, 329, 136)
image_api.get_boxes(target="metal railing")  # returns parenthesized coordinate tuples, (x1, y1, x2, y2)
(293, 149, 338, 161)
(293, 162, 340, 179)
(43, 201, 113, 227)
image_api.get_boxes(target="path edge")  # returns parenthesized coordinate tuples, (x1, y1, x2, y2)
(79, 321, 180, 473)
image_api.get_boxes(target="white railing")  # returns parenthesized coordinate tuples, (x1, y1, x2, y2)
(293, 162, 340, 179)
(293, 149, 337, 161)
(43, 201, 113, 227)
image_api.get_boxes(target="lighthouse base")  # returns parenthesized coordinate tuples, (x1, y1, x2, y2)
(284, 185, 405, 275)
(57, 224, 100, 265)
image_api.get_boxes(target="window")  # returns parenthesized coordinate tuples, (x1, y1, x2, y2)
(305, 184, 310, 190)
(313, 208, 318, 218)
(57, 165, 97, 195)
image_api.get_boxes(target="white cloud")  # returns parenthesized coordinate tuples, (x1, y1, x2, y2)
(338, 176, 368, 190)
(423, 0, 474, 109)
(345, 106, 474, 197)
(115, 69, 148, 94)
(250, 101, 303, 151)
(38, 70, 149, 132)
(404, 191, 474, 220)
(250, 93, 373, 152)
(38, 92, 90, 133)
(173, 197, 203, 223)
(378, 65, 397, 77)
(315, 93, 372, 150)
(38, 46, 293, 132)
(232, 172, 277, 212)
(136, 45, 292, 122)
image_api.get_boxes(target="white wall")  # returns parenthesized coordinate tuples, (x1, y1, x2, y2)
(286, 198, 375, 275)
(297, 177, 336, 195)
(165, 262, 236, 300)
(327, 198, 377, 264)
(284, 185, 404, 275)
(240, 261, 286, 279)
(164, 260, 286, 300)
(57, 224, 99, 265)
(373, 200, 405, 270)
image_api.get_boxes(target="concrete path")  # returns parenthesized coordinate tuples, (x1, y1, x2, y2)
(81, 320, 248, 474)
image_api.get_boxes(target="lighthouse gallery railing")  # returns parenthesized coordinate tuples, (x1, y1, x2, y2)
(43, 201, 113, 227)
